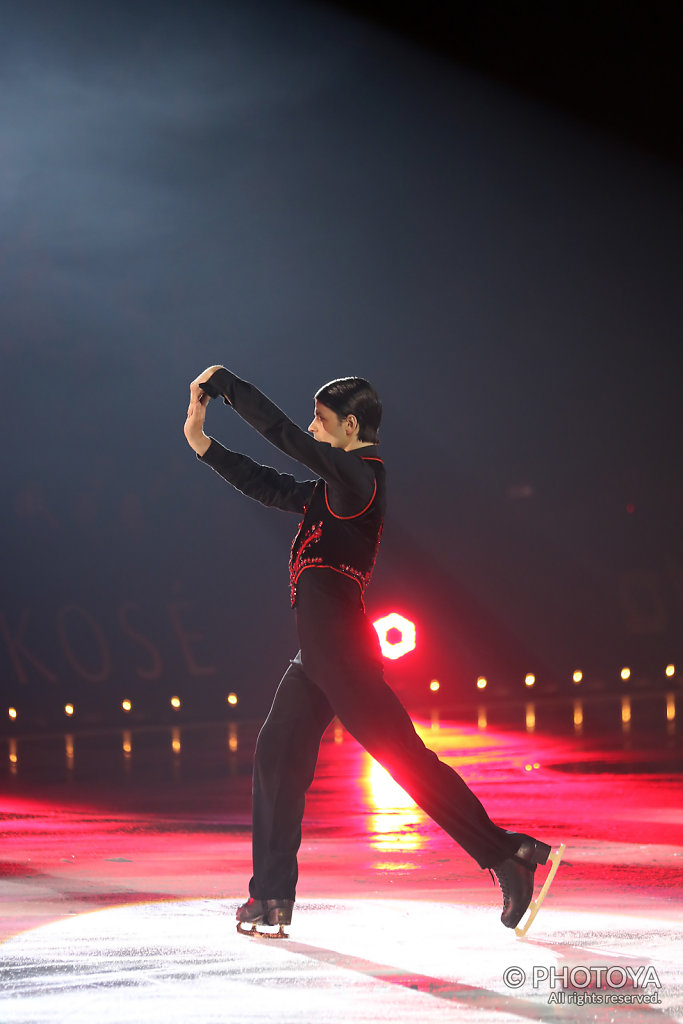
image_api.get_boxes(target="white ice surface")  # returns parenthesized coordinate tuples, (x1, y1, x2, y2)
(0, 898, 681, 1023)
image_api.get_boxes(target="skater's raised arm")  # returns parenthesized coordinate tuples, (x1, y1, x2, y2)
(191, 367, 377, 510)
(184, 380, 314, 513)
(200, 442, 315, 513)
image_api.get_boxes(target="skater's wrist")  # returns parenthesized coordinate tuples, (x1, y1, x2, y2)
(187, 431, 212, 456)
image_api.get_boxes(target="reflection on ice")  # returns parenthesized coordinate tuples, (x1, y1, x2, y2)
(361, 752, 426, 854)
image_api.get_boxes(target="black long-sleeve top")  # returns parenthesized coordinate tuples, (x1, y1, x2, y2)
(197, 367, 386, 605)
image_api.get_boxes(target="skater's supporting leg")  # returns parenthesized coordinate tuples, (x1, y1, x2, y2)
(236, 897, 294, 939)
(249, 654, 334, 900)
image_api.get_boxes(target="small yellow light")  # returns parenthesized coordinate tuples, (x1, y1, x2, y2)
(525, 673, 535, 687)
(524, 764, 533, 772)
(9, 753, 18, 764)
(533, 762, 540, 769)
(8, 707, 17, 720)
(620, 667, 631, 681)
(665, 693, 675, 721)
(621, 696, 631, 723)
(227, 693, 238, 706)
(122, 699, 132, 712)
(171, 727, 181, 754)
(170, 696, 181, 709)
(123, 740, 132, 755)
(476, 676, 487, 690)
(429, 680, 440, 692)
(572, 670, 583, 684)
(665, 664, 675, 678)
(65, 703, 74, 717)
(525, 702, 535, 732)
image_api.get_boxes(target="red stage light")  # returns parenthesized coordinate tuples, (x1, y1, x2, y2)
(373, 613, 416, 660)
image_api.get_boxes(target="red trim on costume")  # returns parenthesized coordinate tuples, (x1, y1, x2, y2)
(293, 564, 366, 610)
(325, 478, 377, 520)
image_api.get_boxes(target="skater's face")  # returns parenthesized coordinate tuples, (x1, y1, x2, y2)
(308, 400, 357, 449)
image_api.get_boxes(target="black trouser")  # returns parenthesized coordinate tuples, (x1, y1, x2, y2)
(248, 569, 519, 900)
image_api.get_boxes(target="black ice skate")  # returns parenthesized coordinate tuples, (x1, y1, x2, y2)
(236, 897, 294, 939)
(492, 835, 566, 937)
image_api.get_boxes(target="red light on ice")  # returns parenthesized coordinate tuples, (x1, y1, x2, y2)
(373, 613, 416, 660)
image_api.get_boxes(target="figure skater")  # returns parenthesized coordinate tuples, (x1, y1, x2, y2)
(184, 365, 563, 938)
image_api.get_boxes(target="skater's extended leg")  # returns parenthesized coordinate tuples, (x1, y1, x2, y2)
(296, 573, 519, 868)
(328, 661, 518, 867)
(295, 571, 563, 932)
(492, 837, 566, 933)
(249, 653, 334, 901)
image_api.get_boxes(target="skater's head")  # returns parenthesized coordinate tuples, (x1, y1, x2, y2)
(309, 377, 382, 450)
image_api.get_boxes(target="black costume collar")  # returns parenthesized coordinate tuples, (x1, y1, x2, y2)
(350, 444, 382, 461)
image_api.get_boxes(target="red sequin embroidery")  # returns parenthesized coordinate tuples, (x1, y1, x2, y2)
(289, 520, 324, 604)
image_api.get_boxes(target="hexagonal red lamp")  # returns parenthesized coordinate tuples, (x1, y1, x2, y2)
(373, 613, 417, 660)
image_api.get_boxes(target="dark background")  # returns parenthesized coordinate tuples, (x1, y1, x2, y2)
(2, 0, 681, 728)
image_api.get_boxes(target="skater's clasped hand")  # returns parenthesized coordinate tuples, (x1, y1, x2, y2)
(184, 365, 224, 457)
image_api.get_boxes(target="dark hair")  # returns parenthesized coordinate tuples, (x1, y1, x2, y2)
(315, 377, 382, 443)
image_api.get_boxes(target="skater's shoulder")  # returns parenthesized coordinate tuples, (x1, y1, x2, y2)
(353, 443, 383, 464)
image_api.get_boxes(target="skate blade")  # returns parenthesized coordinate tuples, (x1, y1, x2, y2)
(236, 921, 289, 939)
(515, 842, 566, 937)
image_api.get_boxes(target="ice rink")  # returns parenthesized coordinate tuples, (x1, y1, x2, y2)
(2, 700, 682, 1023)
